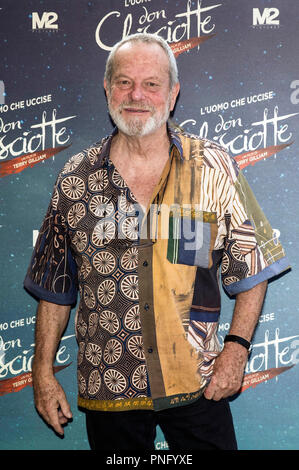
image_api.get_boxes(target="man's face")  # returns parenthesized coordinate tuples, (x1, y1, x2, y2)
(104, 42, 180, 137)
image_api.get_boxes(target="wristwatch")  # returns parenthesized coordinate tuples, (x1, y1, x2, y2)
(224, 334, 253, 353)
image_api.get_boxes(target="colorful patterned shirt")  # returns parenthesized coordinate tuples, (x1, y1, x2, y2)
(24, 126, 289, 412)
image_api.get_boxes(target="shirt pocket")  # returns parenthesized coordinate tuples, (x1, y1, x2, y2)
(166, 206, 217, 269)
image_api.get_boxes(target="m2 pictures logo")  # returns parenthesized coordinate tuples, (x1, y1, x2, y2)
(252, 7, 280, 28)
(31, 12, 58, 31)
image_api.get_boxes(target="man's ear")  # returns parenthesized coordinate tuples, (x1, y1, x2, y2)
(170, 82, 180, 112)
(103, 78, 108, 96)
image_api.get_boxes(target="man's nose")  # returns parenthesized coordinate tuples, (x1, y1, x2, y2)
(129, 83, 145, 101)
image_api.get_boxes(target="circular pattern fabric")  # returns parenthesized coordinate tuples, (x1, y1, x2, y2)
(91, 220, 116, 247)
(231, 243, 245, 261)
(127, 335, 145, 360)
(118, 192, 136, 214)
(93, 250, 116, 275)
(88, 369, 102, 396)
(131, 364, 147, 390)
(80, 255, 92, 280)
(99, 310, 120, 334)
(78, 371, 86, 395)
(120, 275, 139, 300)
(112, 168, 127, 188)
(78, 342, 85, 365)
(223, 275, 240, 285)
(72, 231, 88, 252)
(103, 369, 127, 394)
(30, 135, 151, 405)
(51, 188, 59, 210)
(88, 312, 99, 337)
(120, 247, 138, 271)
(103, 338, 123, 365)
(89, 194, 114, 218)
(56, 143, 149, 404)
(124, 305, 141, 331)
(88, 169, 108, 192)
(77, 315, 87, 337)
(67, 202, 86, 228)
(62, 152, 84, 175)
(120, 216, 139, 240)
(87, 146, 101, 166)
(85, 342, 102, 366)
(221, 252, 229, 274)
(61, 175, 86, 200)
(83, 285, 96, 309)
(97, 279, 116, 305)
(222, 240, 249, 286)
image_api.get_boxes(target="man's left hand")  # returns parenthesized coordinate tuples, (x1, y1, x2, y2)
(204, 341, 248, 401)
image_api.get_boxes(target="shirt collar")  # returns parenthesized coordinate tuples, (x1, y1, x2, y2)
(97, 124, 184, 166)
(167, 124, 184, 160)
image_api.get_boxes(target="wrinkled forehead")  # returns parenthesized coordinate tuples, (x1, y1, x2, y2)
(112, 41, 171, 78)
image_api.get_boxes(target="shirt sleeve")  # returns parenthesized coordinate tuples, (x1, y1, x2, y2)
(221, 165, 290, 296)
(24, 180, 78, 305)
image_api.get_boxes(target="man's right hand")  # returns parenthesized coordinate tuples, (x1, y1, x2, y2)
(32, 300, 72, 435)
(33, 372, 72, 436)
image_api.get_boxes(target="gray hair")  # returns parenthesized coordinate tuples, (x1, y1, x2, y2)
(104, 33, 179, 90)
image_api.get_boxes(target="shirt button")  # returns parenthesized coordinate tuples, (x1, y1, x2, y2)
(148, 347, 153, 353)
(143, 260, 148, 267)
(144, 303, 149, 311)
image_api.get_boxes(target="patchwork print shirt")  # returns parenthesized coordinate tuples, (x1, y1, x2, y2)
(24, 127, 289, 412)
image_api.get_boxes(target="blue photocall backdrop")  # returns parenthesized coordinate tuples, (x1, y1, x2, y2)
(0, 0, 298, 450)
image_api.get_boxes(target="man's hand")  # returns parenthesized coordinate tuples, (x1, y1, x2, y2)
(204, 281, 268, 401)
(204, 342, 248, 401)
(32, 300, 72, 435)
(33, 372, 72, 436)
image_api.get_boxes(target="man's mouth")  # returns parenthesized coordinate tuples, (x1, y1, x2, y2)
(123, 107, 150, 114)
(120, 103, 154, 114)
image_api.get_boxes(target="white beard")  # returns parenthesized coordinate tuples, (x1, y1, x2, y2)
(107, 96, 171, 137)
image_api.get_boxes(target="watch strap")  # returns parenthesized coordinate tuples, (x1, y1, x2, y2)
(224, 334, 252, 352)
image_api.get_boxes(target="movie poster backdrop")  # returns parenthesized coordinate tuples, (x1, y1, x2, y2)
(0, 0, 298, 450)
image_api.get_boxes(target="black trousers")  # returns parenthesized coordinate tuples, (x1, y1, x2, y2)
(85, 396, 238, 451)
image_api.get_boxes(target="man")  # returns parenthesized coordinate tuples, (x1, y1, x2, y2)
(24, 33, 289, 451)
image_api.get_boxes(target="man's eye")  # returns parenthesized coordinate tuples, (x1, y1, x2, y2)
(117, 80, 131, 88)
(147, 82, 159, 88)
